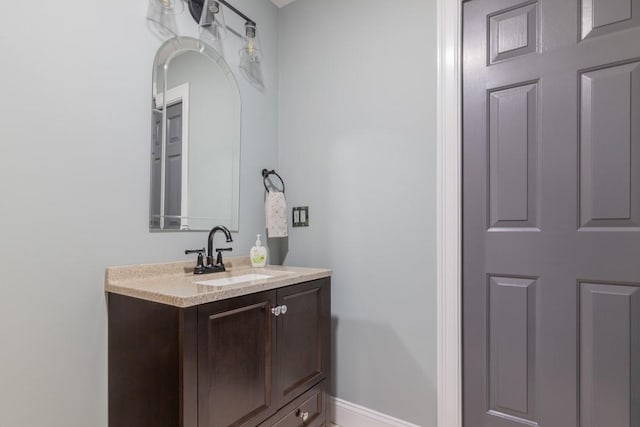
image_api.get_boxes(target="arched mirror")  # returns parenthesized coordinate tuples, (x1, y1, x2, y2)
(150, 37, 241, 231)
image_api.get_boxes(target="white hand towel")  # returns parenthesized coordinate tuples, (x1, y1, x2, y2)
(265, 191, 288, 238)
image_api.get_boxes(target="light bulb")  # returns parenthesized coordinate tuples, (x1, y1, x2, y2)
(208, 1, 219, 13)
(247, 38, 255, 58)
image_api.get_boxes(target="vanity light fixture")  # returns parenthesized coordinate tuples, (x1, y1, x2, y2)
(239, 21, 265, 90)
(199, 0, 227, 42)
(188, 0, 265, 90)
(147, 0, 183, 36)
(150, 0, 184, 14)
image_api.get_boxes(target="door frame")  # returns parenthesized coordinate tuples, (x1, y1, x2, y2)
(436, 0, 462, 426)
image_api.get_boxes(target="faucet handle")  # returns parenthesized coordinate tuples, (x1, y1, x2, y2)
(185, 248, 206, 274)
(185, 248, 206, 255)
(214, 247, 233, 271)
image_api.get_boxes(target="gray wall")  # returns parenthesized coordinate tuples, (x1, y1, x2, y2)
(278, 0, 438, 425)
(0, 0, 279, 425)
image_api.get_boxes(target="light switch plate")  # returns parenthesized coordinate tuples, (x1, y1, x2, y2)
(292, 206, 309, 227)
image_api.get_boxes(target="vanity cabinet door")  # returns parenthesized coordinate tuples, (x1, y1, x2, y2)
(276, 278, 330, 406)
(198, 290, 278, 427)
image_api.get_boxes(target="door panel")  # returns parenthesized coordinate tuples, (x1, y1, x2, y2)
(488, 276, 537, 423)
(488, 2, 538, 65)
(276, 279, 330, 406)
(579, 61, 640, 228)
(463, 1, 640, 426)
(581, 0, 640, 40)
(488, 82, 538, 229)
(198, 291, 277, 427)
(579, 283, 640, 427)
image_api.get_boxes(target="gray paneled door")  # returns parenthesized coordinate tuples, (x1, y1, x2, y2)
(463, 1, 640, 426)
(164, 102, 183, 230)
(150, 110, 162, 229)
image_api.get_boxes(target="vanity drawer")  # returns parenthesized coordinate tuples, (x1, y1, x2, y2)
(264, 382, 326, 427)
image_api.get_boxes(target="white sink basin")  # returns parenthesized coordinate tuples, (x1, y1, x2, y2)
(196, 273, 274, 288)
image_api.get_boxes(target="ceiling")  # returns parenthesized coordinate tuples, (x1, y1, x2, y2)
(270, 0, 298, 8)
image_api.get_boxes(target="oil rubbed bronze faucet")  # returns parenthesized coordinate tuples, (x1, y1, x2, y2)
(185, 225, 233, 275)
(207, 225, 233, 271)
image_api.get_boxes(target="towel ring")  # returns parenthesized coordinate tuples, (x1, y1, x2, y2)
(262, 169, 285, 193)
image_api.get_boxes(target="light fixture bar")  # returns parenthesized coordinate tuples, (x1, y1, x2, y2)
(216, 0, 255, 26)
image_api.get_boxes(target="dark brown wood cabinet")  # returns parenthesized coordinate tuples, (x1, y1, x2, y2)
(108, 277, 330, 427)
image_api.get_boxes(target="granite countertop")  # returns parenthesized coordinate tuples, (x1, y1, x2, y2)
(105, 256, 332, 308)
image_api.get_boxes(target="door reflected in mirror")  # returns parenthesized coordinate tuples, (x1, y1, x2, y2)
(150, 37, 240, 231)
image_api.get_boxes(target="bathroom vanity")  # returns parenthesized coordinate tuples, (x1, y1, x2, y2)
(105, 258, 331, 427)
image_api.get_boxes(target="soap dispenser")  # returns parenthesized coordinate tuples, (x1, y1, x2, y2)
(250, 234, 267, 268)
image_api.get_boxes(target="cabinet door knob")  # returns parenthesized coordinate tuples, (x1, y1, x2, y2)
(280, 305, 288, 315)
(296, 409, 309, 421)
(271, 306, 282, 316)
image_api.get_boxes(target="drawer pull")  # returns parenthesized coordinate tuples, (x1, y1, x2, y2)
(296, 409, 309, 421)
(281, 304, 288, 314)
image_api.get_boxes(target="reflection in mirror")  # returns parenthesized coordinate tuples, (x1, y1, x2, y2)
(150, 37, 240, 231)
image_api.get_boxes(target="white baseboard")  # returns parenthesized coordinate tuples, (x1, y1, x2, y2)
(328, 396, 421, 427)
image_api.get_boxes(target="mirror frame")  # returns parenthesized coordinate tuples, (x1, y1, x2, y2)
(151, 37, 242, 232)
